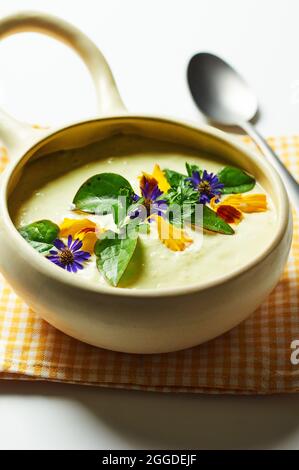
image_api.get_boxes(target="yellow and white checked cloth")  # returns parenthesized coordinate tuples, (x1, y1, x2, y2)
(0, 136, 299, 394)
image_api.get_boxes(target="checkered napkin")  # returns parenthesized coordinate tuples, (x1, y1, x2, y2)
(1, 136, 299, 394)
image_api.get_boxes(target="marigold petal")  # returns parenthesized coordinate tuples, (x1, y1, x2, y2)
(210, 194, 267, 214)
(152, 214, 193, 251)
(216, 205, 243, 224)
(152, 164, 170, 192)
(139, 164, 170, 194)
(75, 227, 98, 253)
(139, 173, 158, 194)
(60, 218, 96, 237)
(223, 194, 267, 213)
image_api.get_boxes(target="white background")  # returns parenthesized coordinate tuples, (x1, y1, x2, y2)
(0, 0, 299, 450)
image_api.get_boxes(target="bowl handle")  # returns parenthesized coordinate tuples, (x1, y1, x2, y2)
(0, 11, 126, 157)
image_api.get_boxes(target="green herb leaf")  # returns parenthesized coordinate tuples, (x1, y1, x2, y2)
(29, 241, 55, 253)
(19, 220, 59, 252)
(201, 205, 234, 234)
(166, 202, 234, 234)
(185, 162, 201, 177)
(164, 181, 199, 226)
(218, 166, 255, 194)
(164, 168, 186, 187)
(94, 230, 138, 286)
(165, 180, 199, 206)
(73, 173, 133, 223)
(187, 205, 234, 235)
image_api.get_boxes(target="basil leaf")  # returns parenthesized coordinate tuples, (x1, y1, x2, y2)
(94, 230, 138, 286)
(218, 166, 255, 194)
(185, 162, 201, 177)
(167, 203, 233, 234)
(73, 173, 133, 221)
(29, 241, 54, 254)
(164, 168, 186, 187)
(188, 205, 234, 235)
(19, 220, 59, 251)
(89, 197, 125, 225)
(201, 206, 234, 234)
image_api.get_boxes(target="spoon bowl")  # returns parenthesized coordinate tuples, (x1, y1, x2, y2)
(187, 51, 299, 211)
(187, 52, 258, 126)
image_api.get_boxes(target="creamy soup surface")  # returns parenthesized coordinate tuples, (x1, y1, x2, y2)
(10, 135, 277, 289)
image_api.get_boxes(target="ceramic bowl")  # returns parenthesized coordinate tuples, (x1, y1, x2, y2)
(0, 12, 292, 353)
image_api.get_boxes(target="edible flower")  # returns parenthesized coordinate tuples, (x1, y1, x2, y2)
(47, 236, 90, 272)
(151, 164, 170, 193)
(210, 193, 267, 223)
(219, 194, 267, 213)
(186, 170, 224, 205)
(60, 218, 96, 236)
(75, 227, 98, 253)
(151, 214, 193, 251)
(59, 217, 99, 253)
(130, 171, 168, 220)
(211, 194, 267, 213)
(213, 203, 243, 224)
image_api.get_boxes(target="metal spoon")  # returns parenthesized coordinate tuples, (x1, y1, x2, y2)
(187, 52, 299, 208)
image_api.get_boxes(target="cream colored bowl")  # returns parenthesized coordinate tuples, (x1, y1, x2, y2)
(0, 12, 292, 353)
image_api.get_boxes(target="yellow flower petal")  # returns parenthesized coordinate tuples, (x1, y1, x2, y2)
(59, 218, 101, 254)
(210, 194, 267, 213)
(138, 164, 170, 193)
(75, 227, 98, 253)
(152, 214, 193, 251)
(152, 164, 170, 192)
(210, 197, 243, 224)
(222, 194, 267, 213)
(59, 218, 96, 237)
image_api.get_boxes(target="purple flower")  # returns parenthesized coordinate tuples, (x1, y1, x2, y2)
(47, 235, 91, 273)
(129, 174, 168, 220)
(186, 170, 224, 205)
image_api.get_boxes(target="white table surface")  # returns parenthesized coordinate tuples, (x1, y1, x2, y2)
(0, 0, 299, 450)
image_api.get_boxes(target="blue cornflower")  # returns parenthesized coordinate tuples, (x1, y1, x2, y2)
(186, 170, 224, 204)
(47, 235, 90, 273)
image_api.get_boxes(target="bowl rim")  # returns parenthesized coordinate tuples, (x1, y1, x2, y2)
(0, 114, 290, 298)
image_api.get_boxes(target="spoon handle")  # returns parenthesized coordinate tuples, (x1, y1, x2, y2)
(240, 120, 299, 209)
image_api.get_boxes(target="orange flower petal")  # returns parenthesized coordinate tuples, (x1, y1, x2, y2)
(139, 173, 159, 195)
(152, 164, 170, 192)
(210, 194, 267, 214)
(216, 205, 243, 224)
(152, 214, 193, 251)
(222, 194, 267, 213)
(139, 164, 170, 194)
(59, 218, 96, 237)
(75, 227, 98, 253)
(59, 218, 101, 254)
